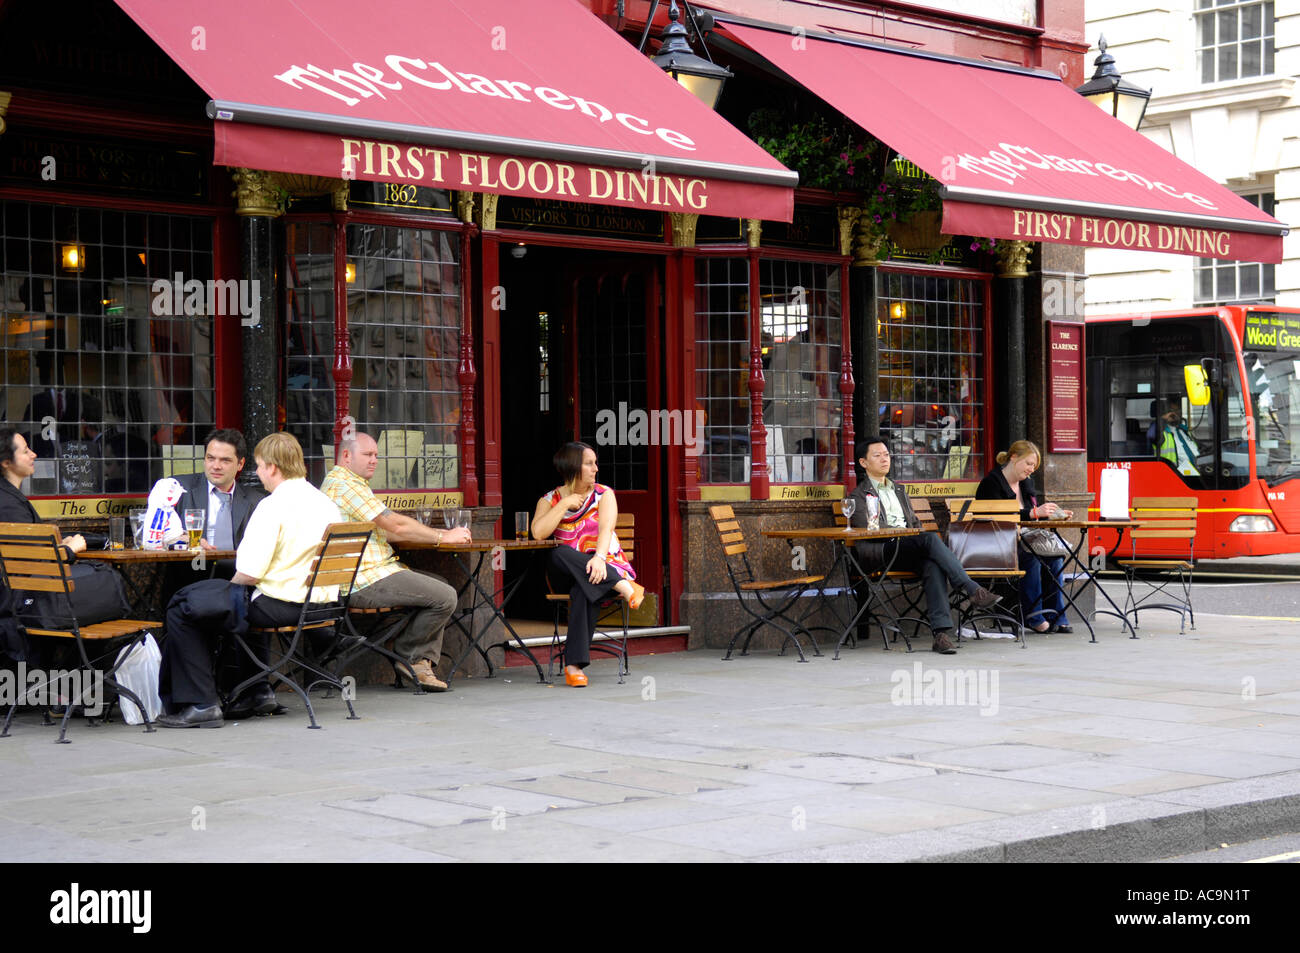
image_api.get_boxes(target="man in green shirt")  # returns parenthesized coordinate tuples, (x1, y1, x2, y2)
(846, 436, 1001, 654)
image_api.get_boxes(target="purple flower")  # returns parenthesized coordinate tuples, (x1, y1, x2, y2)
(873, 214, 882, 223)
(970, 242, 979, 251)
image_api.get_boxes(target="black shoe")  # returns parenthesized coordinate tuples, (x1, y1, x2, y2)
(157, 704, 224, 729)
(226, 684, 280, 719)
(967, 587, 1002, 610)
(1051, 622, 1073, 634)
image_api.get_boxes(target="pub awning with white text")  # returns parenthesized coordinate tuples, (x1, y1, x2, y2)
(724, 21, 1287, 262)
(113, 0, 797, 222)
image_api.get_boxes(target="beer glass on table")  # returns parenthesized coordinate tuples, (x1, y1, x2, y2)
(184, 509, 205, 551)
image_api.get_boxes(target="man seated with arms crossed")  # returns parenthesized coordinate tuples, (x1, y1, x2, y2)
(321, 432, 472, 692)
(847, 436, 1002, 655)
(158, 432, 342, 728)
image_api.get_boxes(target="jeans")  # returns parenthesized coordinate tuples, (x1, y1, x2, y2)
(1019, 550, 1068, 626)
(347, 569, 459, 664)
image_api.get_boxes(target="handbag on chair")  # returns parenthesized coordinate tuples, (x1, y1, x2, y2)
(947, 517, 1018, 570)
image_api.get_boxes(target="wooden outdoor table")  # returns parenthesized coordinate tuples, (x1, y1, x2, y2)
(1019, 519, 1144, 640)
(395, 538, 558, 683)
(762, 525, 921, 656)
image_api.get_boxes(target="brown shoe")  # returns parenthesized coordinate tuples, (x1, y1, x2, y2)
(408, 659, 449, 693)
(931, 632, 958, 654)
(968, 587, 1002, 610)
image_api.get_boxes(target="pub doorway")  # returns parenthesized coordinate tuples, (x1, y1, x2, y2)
(498, 244, 664, 625)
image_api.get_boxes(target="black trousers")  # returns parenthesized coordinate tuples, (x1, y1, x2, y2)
(854, 531, 977, 633)
(546, 546, 630, 668)
(159, 594, 304, 711)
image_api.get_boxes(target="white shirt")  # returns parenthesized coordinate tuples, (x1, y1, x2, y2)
(236, 478, 342, 604)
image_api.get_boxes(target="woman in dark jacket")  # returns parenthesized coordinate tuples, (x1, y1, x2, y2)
(976, 440, 1073, 633)
(0, 428, 87, 661)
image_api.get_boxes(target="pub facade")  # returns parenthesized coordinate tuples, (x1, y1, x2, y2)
(0, 0, 1285, 652)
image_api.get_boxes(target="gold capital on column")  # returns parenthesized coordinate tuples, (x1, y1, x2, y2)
(669, 212, 698, 247)
(995, 239, 1031, 278)
(851, 212, 885, 266)
(0, 91, 10, 135)
(745, 219, 762, 248)
(476, 193, 499, 231)
(230, 168, 284, 218)
(837, 206, 862, 257)
(455, 191, 476, 224)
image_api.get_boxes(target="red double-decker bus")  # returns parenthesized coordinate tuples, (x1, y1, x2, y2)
(1086, 306, 1300, 559)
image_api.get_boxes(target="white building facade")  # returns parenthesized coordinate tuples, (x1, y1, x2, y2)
(1085, 0, 1299, 313)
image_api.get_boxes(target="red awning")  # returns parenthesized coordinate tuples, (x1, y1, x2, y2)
(113, 0, 796, 221)
(723, 22, 1287, 262)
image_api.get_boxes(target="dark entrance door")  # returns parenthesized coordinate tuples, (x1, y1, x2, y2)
(499, 247, 663, 623)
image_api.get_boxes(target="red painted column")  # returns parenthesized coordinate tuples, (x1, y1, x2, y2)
(458, 225, 479, 507)
(747, 247, 768, 499)
(839, 260, 856, 491)
(330, 215, 352, 459)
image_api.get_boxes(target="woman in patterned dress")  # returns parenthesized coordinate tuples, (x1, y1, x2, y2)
(532, 442, 644, 686)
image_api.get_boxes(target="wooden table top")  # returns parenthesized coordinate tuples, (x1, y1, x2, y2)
(79, 547, 237, 563)
(762, 526, 922, 541)
(396, 537, 559, 553)
(1029, 519, 1143, 529)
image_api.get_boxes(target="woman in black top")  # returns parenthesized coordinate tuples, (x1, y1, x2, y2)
(0, 428, 88, 662)
(975, 440, 1073, 633)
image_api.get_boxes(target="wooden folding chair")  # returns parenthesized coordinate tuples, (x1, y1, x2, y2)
(945, 498, 1027, 644)
(708, 505, 826, 661)
(1117, 497, 1197, 633)
(0, 523, 159, 744)
(228, 522, 373, 729)
(546, 512, 634, 684)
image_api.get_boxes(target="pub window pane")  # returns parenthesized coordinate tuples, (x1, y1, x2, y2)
(693, 256, 750, 483)
(760, 259, 842, 483)
(0, 200, 216, 495)
(342, 223, 461, 491)
(878, 272, 986, 483)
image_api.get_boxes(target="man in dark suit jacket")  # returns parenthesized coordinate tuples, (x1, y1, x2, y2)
(155, 429, 265, 603)
(847, 436, 1001, 655)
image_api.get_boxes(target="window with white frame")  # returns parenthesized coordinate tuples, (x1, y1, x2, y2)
(1194, 192, 1276, 305)
(1197, 0, 1274, 83)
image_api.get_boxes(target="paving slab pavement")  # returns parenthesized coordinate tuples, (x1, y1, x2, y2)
(2, 609, 1299, 863)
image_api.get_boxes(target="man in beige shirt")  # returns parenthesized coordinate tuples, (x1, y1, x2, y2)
(158, 432, 341, 728)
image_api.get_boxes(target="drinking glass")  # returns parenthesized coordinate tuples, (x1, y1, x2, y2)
(840, 497, 856, 531)
(443, 508, 457, 530)
(514, 511, 530, 540)
(417, 507, 433, 527)
(128, 508, 146, 549)
(184, 509, 205, 551)
(108, 517, 126, 551)
(455, 508, 472, 531)
(865, 495, 880, 531)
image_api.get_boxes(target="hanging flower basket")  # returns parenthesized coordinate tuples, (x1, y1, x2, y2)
(886, 210, 948, 254)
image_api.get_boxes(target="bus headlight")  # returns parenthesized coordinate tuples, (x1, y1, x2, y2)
(1230, 515, 1276, 533)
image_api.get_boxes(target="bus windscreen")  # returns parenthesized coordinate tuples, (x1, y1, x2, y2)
(1242, 311, 1300, 486)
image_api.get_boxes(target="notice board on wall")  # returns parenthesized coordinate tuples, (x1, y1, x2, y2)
(1048, 321, 1085, 453)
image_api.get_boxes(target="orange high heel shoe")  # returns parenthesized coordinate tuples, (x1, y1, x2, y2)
(564, 666, 588, 687)
(623, 582, 645, 611)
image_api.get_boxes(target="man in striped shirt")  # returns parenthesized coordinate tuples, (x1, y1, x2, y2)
(321, 432, 471, 691)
